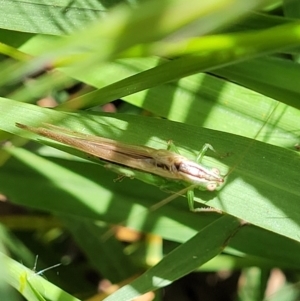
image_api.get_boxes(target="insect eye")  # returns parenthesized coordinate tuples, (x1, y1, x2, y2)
(207, 183, 217, 191)
(211, 168, 220, 175)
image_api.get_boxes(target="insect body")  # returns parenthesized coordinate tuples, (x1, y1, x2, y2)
(16, 123, 224, 211)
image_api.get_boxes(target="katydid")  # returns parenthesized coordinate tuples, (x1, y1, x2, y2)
(16, 123, 224, 212)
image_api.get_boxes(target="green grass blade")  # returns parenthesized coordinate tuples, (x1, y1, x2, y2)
(0, 252, 81, 301)
(0, 0, 106, 35)
(1, 98, 300, 244)
(103, 215, 242, 301)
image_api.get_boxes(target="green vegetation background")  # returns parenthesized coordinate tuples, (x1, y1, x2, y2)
(0, 1, 300, 301)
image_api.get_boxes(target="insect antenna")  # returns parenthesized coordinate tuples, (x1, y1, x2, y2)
(31, 255, 62, 277)
(224, 101, 280, 178)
